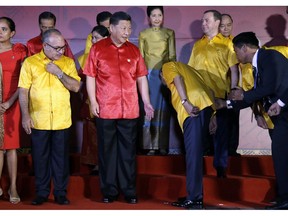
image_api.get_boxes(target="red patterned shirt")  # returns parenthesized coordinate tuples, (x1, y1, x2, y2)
(83, 37, 148, 119)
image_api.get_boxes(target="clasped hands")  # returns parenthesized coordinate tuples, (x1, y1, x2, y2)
(213, 87, 244, 110)
(228, 87, 281, 117)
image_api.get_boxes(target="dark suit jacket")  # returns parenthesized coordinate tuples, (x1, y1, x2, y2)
(232, 48, 288, 113)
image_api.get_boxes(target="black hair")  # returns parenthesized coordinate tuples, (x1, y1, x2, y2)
(221, 13, 233, 23)
(204, 10, 222, 22)
(0, 16, 15, 31)
(96, 11, 112, 25)
(38, 11, 56, 25)
(232, 32, 260, 48)
(146, 6, 164, 17)
(110, 11, 131, 26)
(91, 25, 110, 37)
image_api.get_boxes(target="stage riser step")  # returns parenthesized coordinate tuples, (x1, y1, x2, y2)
(0, 174, 275, 205)
(8, 154, 275, 177)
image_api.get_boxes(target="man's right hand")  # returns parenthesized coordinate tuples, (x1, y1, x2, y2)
(268, 102, 281, 116)
(22, 115, 34, 134)
(256, 116, 268, 129)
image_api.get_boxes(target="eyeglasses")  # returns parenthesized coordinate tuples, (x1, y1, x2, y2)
(45, 43, 66, 52)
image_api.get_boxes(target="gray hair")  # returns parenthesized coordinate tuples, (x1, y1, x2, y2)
(42, 28, 62, 43)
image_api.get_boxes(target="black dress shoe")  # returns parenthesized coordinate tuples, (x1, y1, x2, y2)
(216, 166, 227, 178)
(171, 197, 186, 207)
(125, 196, 138, 204)
(183, 199, 203, 209)
(172, 198, 203, 209)
(266, 200, 288, 210)
(31, 196, 48, 205)
(55, 196, 70, 205)
(103, 196, 118, 203)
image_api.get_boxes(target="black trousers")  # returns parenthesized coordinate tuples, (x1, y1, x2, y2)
(227, 109, 240, 154)
(31, 129, 70, 198)
(95, 118, 138, 198)
(270, 111, 288, 201)
(213, 108, 230, 168)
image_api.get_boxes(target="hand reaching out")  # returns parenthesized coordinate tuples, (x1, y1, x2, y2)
(228, 87, 244, 101)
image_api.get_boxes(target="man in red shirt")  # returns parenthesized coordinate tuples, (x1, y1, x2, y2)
(84, 11, 154, 204)
(26, 11, 74, 60)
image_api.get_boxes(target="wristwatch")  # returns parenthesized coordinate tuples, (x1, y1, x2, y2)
(57, 72, 64, 79)
(226, 100, 233, 109)
(181, 99, 187, 105)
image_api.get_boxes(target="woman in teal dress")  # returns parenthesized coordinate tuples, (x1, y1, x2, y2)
(138, 6, 176, 155)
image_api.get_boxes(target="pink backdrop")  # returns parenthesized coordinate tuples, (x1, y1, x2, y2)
(1, 6, 287, 154)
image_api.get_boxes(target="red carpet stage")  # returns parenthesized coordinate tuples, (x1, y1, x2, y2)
(0, 154, 275, 210)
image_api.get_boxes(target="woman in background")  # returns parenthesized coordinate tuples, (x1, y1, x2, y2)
(0, 16, 27, 204)
(79, 25, 109, 175)
(138, 6, 176, 155)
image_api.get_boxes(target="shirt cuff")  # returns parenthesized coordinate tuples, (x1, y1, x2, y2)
(277, 99, 285, 107)
(226, 100, 233, 109)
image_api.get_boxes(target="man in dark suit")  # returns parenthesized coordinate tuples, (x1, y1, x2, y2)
(227, 32, 288, 210)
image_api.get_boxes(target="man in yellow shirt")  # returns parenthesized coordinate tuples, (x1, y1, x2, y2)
(188, 10, 239, 177)
(18, 29, 81, 206)
(162, 61, 217, 209)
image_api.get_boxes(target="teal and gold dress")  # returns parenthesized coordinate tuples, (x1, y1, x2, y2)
(138, 27, 176, 154)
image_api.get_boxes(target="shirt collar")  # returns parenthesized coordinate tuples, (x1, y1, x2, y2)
(107, 36, 128, 47)
(202, 33, 224, 41)
(39, 49, 64, 63)
(252, 49, 259, 69)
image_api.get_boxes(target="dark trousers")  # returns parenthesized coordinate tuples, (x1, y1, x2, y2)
(96, 118, 138, 198)
(227, 109, 240, 155)
(31, 129, 70, 198)
(183, 107, 213, 201)
(270, 112, 288, 201)
(213, 109, 229, 168)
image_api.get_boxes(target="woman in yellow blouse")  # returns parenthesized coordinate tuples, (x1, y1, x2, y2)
(138, 6, 176, 155)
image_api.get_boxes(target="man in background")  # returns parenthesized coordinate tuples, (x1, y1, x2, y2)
(27, 11, 74, 60)
(219, 13, 241, 157)
(188, 10, 239, 178)
(78, 11, 112, 69)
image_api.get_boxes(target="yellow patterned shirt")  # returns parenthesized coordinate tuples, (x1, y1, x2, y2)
(18, 50, 81, 130)
(263, 45, 288, 58)
(162, 62, 215, 130)
(78, 33, 93, 69)
(188, 33, 238, 98)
